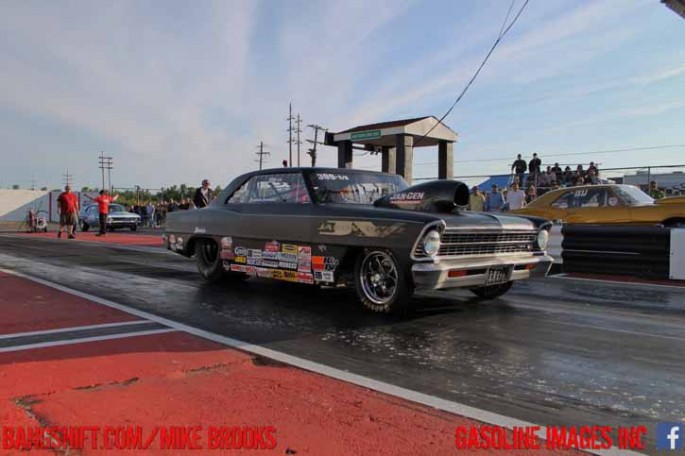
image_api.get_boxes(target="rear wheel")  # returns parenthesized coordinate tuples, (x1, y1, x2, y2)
(470, 281, 513, 300)
(354, 249, 413, 314)
(195, 238, 246, 283)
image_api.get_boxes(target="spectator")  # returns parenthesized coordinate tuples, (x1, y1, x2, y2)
(87, 190, 119, 236)
(575, 164, 585, 182)
(145, 201, 155, 227)
(528, 153, 541, 176)
(649, 180, 665, 199)
(576, 176, 586, 186)
(586, 168, 599, 185)
(468, 186, 486, 212)
(193, 179, 213, 208)
(57, 185, 79, 239)
(551, 162, 562, 183)
(562, 166, 573, 186)
(168, 199, 179, 212)
(507, 182, 527, 210)
(484, 184, 505, 212)
(588, 161, 598, 174)
(511, 154, 527, 186)
(526, 185, 537, 204)
(282, 160, 288, 167)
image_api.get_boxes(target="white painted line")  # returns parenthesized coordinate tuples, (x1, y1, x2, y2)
(0, 328, 176, 353)
(0, 320, 150, 340)
(0, 267, 645, 456)
(550, 274, 685, 291)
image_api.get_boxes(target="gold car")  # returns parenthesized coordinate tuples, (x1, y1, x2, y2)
(512, 184, 685, 226)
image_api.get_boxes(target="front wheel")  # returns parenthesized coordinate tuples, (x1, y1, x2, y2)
(130, 224, 137, 231)
(354, 249, 413, 314)
(470, 281, 513, 300)
(80, 221, 90, 232)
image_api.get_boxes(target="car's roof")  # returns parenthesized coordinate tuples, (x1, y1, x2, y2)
(255, 167, 392, 175)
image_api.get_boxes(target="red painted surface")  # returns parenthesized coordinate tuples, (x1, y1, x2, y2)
(567, 272, 685, 287)
(0, 332, 583, 455)
(20, 231, 163, 247)
(0, 273, 138, 334)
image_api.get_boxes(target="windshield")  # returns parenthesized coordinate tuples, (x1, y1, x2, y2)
(308, 171, 408, 205)
(108, 204, 127, 213)
(614, 185, 654, 205)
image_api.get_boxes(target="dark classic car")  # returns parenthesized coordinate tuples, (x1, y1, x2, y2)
(79, 203, 141, 232)
(164, 168, 553, 313)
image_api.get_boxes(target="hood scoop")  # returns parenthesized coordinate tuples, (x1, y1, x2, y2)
(374, 180, 470, 214)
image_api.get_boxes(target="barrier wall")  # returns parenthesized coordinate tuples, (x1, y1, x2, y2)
(561, 225, 679, 280)
(0, 190, 100, 222)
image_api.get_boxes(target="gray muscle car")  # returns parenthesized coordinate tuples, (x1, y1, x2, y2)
(164, 168, 553, 314)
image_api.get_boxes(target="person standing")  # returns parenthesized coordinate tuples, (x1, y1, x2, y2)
(193, 179, 214, 208)
(649, 180, 665, 199)
(528, 153, 542, 177)
(57, 185, 79, 239)
(88, 190, 119, 236)
(511, 154, 527, 186)
(507, 183, 527, 210)
(468, 186, 486, 212)
(484, 184, 505, 212)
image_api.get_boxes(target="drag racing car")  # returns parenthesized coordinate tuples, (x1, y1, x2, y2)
(164, 168, 553, 313)
(512, 184, 685, 226)
(79, 203, 141, 232)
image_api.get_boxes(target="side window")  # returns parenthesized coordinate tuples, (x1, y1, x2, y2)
(227, 173, 310, 204)
(551, 192, 572, 209)
(574, 188, 607, 208)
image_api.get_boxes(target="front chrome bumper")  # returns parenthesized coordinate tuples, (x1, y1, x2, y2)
(411, 252, 553, 290)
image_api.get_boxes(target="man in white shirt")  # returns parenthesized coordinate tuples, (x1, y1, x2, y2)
(506, 183, 527, 210)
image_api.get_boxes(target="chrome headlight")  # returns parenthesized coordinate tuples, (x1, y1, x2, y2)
(536, 229, 549, 250)
(422, 230, 441, 256)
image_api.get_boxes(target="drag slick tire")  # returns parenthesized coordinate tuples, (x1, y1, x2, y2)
(354, 249, 413, 315)
(470, 281, 513, 300)
(195, 238, 246, 283)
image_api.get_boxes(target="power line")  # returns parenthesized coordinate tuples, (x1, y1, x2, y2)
(286, 103, 295, 168)
(414, 144, 685, 166)
(63, 170, 73, 187)
(295, 114, 303, 166)
(414, 0, 530, 147)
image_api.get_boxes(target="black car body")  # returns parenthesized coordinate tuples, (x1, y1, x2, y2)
(164, 168, 553, 313)
(79, 204, 141, 232)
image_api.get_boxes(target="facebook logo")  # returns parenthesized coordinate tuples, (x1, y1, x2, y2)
(657, 423, 683, 450)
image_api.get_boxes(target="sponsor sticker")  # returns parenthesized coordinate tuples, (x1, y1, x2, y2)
(220, 237, 233, 249)
(314, 271, 335, 283)
(312, 256, 338, 271)
(264, 241, 280, 252)
(263, 251, 279, 260)
(261, 260, 279, 268)
(247, 257, 262, 266)
(278, 261, 298, 270)
(234, 256, 247, 264)
(234, 247, 248, 257)
(249, 249, 263, 259)
(222, 260, 231, 271)
(219, 251, 235, 260)
(282, 244, 298, 255)
(278, 253, 298, 263)
(297, 272, 314, 284)
(230, 264, 256, 275)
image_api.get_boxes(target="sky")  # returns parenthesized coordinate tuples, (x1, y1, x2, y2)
(1, 0, 684, 191)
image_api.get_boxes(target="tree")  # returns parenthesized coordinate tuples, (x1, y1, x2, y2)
(12, 184, 19, 190)
(40, 187, 48, 191)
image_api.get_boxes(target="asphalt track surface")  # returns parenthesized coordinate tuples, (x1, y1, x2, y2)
(1, 233, 684, 452)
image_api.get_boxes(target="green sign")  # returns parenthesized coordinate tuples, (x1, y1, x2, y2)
(350, 129, 381, 141)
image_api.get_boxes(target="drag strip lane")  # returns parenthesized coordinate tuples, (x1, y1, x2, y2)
(0, 235, 682, 454)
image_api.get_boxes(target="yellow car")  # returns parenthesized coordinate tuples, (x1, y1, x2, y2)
(512, 184, 685, 226)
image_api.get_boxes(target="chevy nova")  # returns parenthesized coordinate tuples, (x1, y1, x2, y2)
(165, 168, 553, 314)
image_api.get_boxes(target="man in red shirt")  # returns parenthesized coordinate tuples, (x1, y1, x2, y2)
(57, 185, 79, 239)
(88, 190, 119, 236)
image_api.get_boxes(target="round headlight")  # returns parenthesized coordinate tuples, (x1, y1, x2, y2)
(422, 230, 441, 256)
(169, 234, 176, 244)
(536, 229, 549, 250)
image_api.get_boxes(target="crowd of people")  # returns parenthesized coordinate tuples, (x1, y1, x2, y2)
(125, 179, 216, 228)
(468, 153, 603, 212)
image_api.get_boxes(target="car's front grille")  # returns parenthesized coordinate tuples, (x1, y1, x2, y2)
(415, 230, 537, 257)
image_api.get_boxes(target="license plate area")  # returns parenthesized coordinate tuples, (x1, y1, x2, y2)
(486, 266, 512, 285)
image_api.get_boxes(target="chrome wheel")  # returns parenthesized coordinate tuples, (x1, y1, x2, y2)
(359, 251, 399, 305)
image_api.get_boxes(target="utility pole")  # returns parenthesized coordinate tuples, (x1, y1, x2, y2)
(98, 152, 113, 191)
(306, 124, 328, 167)
(295, 114, 303, 167)
(31, 176, 36, 191)
(286, 103, 294, 168)
(63, 170, 73, 188)
(255, 141, 271, 170)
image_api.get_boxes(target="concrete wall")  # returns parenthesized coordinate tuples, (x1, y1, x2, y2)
(0, 189, 51, 222)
